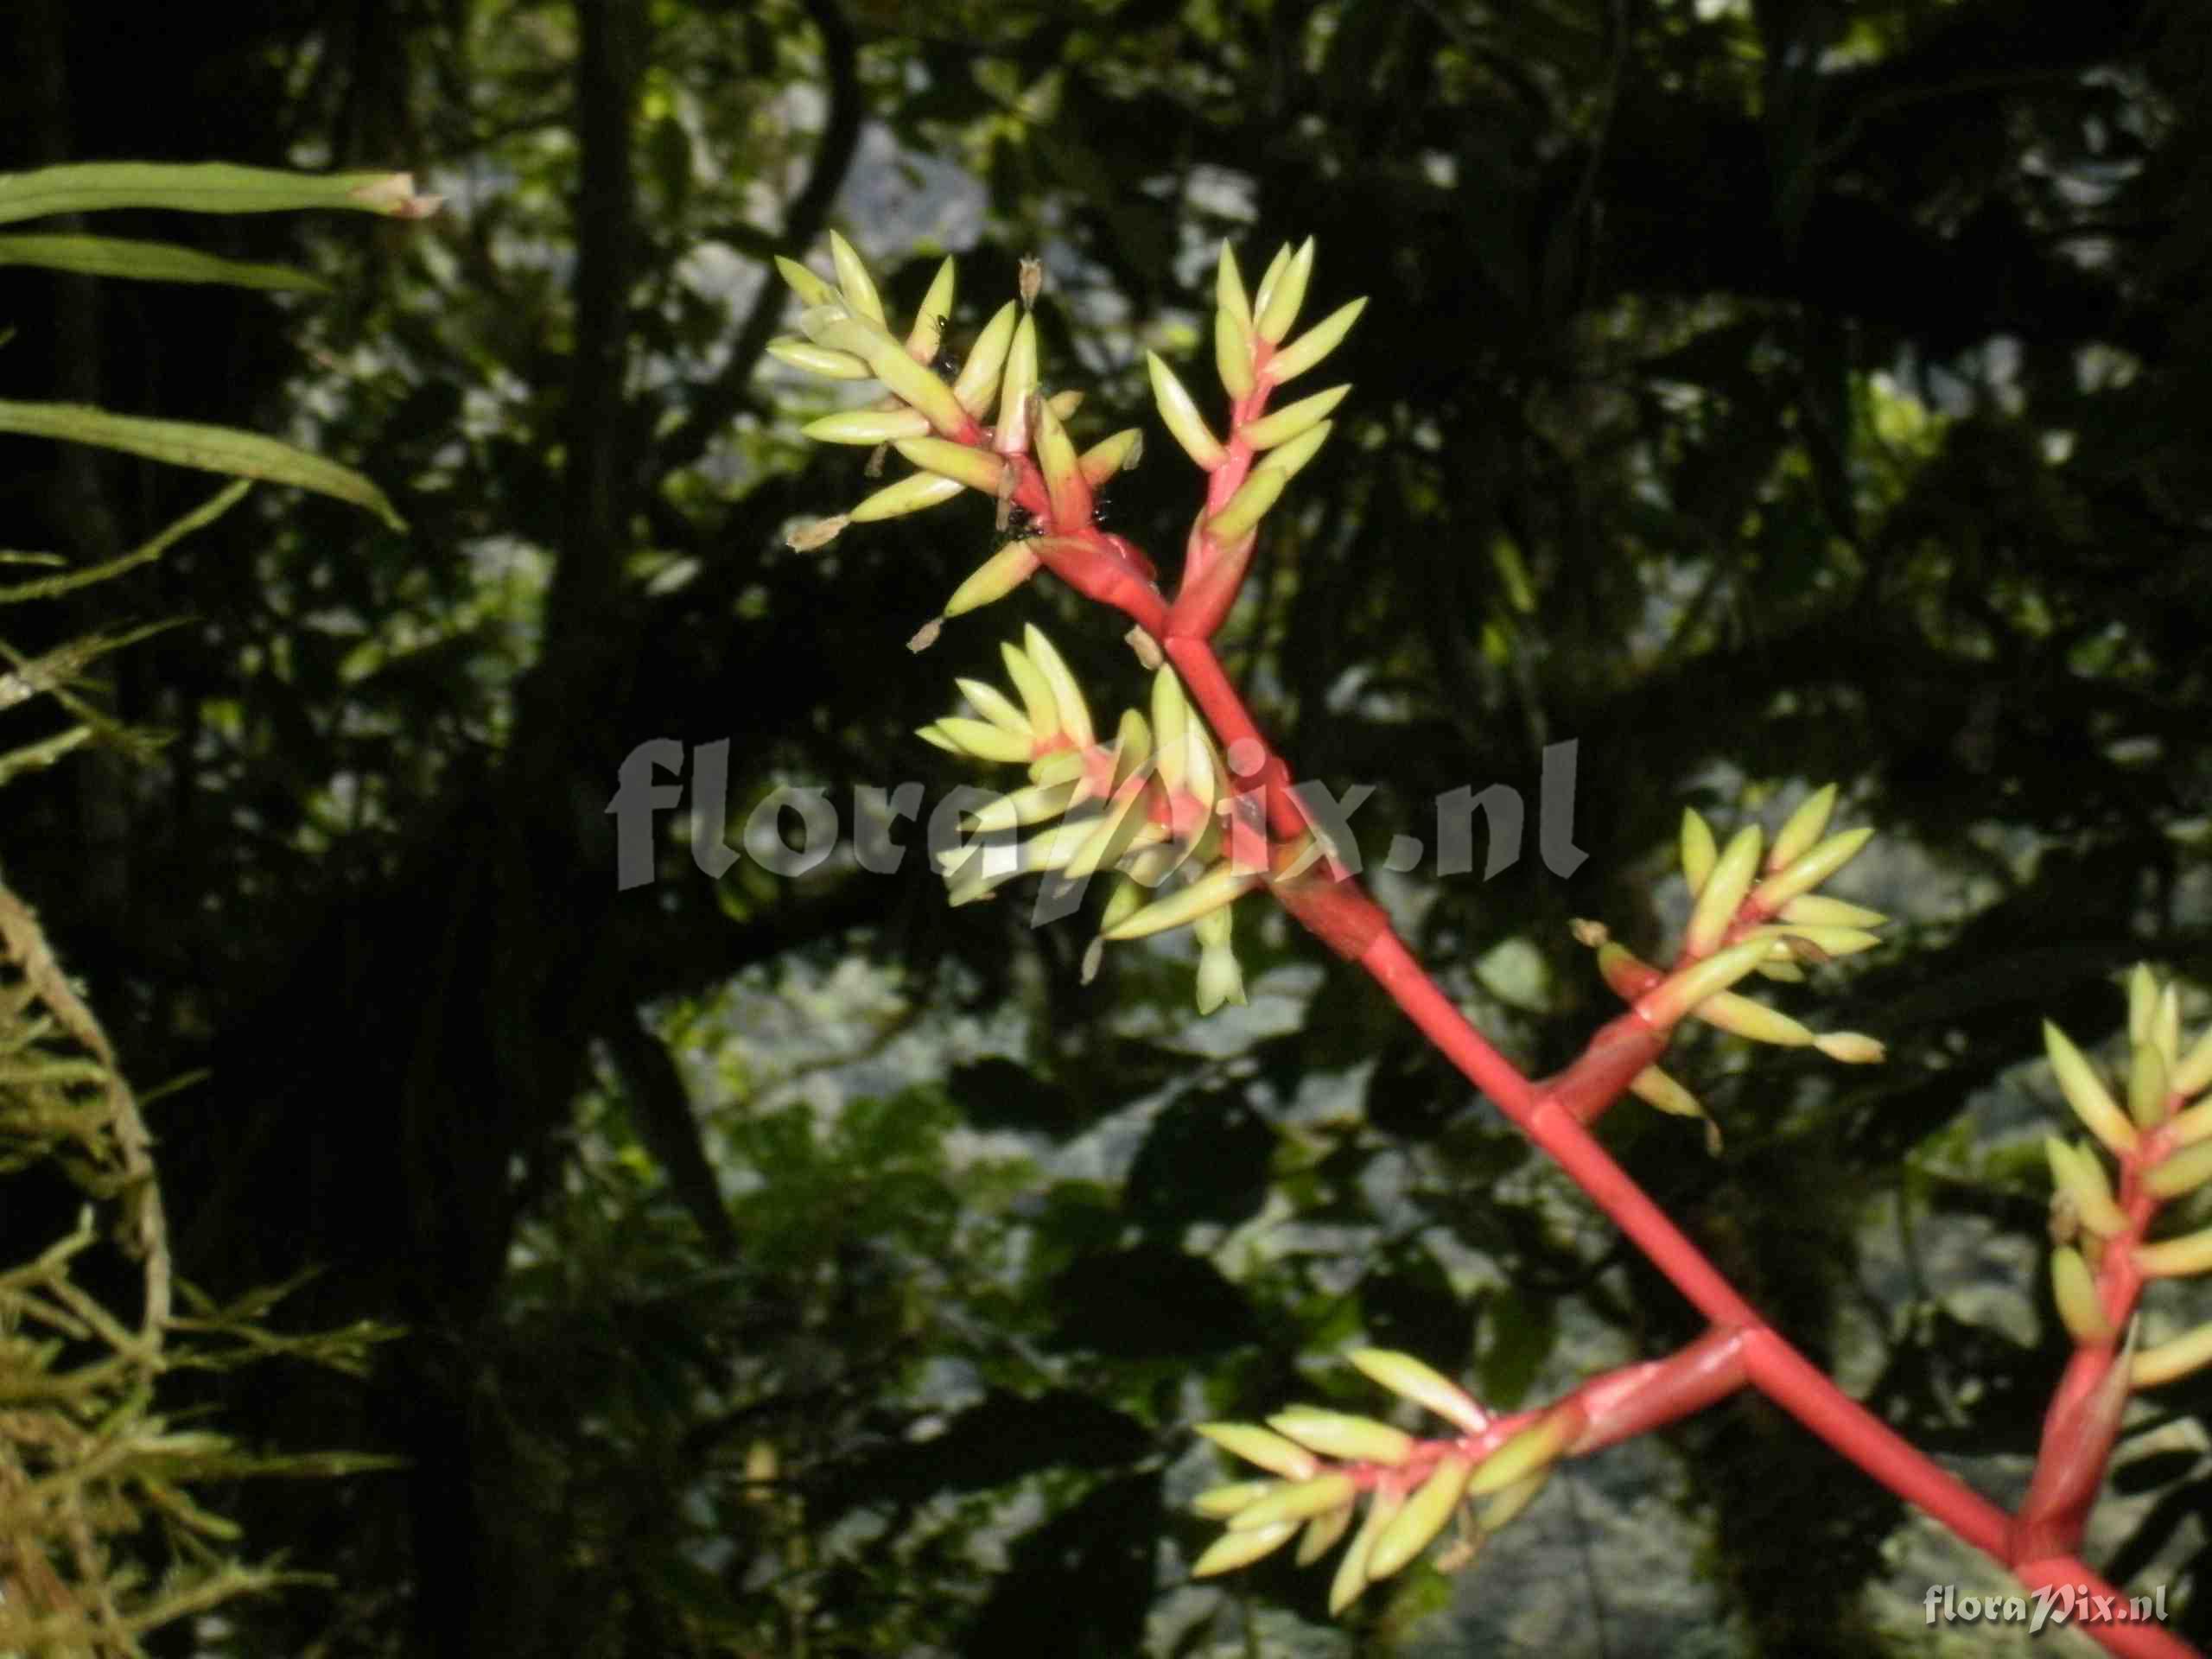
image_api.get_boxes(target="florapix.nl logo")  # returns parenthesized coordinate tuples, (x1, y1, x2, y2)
(604, 735, 1588, 911)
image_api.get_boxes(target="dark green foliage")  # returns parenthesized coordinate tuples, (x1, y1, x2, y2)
(1125, 1088, 1275, 1232)
(966, 1471, 1165, 1656)
(1050, 1245, 1259, 1359)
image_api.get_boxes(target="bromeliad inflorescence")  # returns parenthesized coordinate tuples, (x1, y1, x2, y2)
(768, 228, 1361, 645)
(1186, 788, 1897, 1600)
(1570, 785, 1888, 1151)
(1188, 1348, 1544, 1611)
(918, 626, 1265, 1012)
(766, 222, 2211, 1656)
(1189, 1329, 1749, 1610)
(2012, 966, 2212, 1562)
(768, 231, 1160, 640)
(771, 230, 1366, 1014)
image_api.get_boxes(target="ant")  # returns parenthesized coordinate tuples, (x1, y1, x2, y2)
(995, 503, 1040, 546)
(989, 487, 1111, 544)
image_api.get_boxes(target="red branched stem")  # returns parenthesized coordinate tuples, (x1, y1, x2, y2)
(1061, 576, 2190, 1657)
(1567, 1325, 1750, 1455)
(921, 327, 2196, 1656)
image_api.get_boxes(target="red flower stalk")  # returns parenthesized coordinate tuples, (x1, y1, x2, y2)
(769, 232, 2208, 1659)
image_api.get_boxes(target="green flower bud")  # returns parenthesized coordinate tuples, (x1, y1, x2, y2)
(774, 254, 838, 308)
(950, 301, 1020, 416)
(1242, 385, 1350, 450)
(1147, 351, 1225, 471)
(1254, 237, 1315, 344)
(2050, 1245, 2112, 1345)
(1679, 808, 1717, 895)
(1196, 1421, 1320, 1481)
(1684, 824, 1763, 955)
(1265, 296, 1367, 385)
(903, 257, 956, 361)
(1191, 1519, 1297, 1577)
(1767, 784, 1837, 871)
(1328, 1485, 1403, 1614)
(828, 230, 885, 326)
(2133, 1319, 2212, 1389)
(767, 335, 871, 378)
(1367, 1454, 1474, 1580)
(2044, 1021, 2139, 1157)
(1266, 1407, 1415, 1465)
(1227, 1471, 1357, 1533)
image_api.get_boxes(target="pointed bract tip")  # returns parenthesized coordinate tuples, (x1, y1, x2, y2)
(1197, 1421, 1323, 1480)
(1366, 1454, 1474, 1580)
(2050, 1244, 2113, 1345)
(1266, 296, 1368, 385)
(1679, 808, 1718, 894)
(1329, 1487, 1404, 1613)
(1683, 823, 1764, 955)
(1254, 236, 1317, 345)
(1191, 1519, 1300, 1578)
(1216, 239, 1251, 325)
(1147, 351, 1227, 471)
(2133, 1317, 2212, 1389)
(2044, 1020, 2140, 1156)
(905, 257, 957, 360)
(2128, 962, 2159, 1046)
(786, 514, 849, 551)
(1768, 783, 1839, 872)
(828, 229, 886, 326)
(1813, 1031, 1886, 1064)
(774, 255, 837, 308)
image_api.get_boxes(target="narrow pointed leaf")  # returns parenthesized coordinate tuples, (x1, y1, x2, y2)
(0, 400, 401, 529)
(0, 162, 440, 225)
(0, 232, 327, 291)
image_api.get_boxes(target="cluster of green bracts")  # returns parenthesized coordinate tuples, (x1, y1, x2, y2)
(1573, 784, 1887, 1149)
(918, 625, 1262, 1014)
(772, 233, 1367, 1014)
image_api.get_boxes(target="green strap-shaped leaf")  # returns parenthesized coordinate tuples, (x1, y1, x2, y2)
(0, 162, 440, 226)
(0, 402, 403, 530)
(0, 233, 327, 293)
(0, 480, 252, 605)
